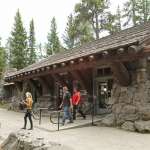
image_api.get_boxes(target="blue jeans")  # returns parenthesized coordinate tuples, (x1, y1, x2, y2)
(62, 106, 73, 123)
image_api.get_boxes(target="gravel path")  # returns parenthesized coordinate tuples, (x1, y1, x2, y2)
(1, 108, 150, 150)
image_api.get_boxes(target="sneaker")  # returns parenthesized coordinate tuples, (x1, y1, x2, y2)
(68, 120, 73, 123)
(61, 122, 65, 126)
(21, 127, 26, 130)
(28, 128, 33, 130)
(83, 116, 86, 120)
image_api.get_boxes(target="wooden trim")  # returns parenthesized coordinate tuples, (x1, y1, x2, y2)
(7, 52, 147, 82)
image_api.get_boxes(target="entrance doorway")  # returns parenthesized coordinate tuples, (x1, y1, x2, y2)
(95, 67, 113, 114)
(96, 79, 113, 114)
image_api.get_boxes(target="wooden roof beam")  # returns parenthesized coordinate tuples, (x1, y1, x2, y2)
(128, 45, 143, 54)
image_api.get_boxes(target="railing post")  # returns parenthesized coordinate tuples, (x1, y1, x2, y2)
(92, 96, 96, 126)
(58, 111, 60, 131)
(39, 109, 42, 125)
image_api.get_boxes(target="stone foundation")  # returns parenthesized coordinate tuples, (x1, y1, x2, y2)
(101, 80, 150, 132)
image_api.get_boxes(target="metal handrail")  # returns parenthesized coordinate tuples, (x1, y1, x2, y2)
(49, 110, 63, 131)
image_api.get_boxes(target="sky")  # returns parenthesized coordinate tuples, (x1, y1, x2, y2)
(0, 0, 126, 46)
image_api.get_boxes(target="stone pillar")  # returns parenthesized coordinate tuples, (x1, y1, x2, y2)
(101, 60, 150, 132)
(136, 58, 147, 83)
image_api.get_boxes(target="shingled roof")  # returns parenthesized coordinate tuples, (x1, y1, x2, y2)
(5, 22, 150, 78)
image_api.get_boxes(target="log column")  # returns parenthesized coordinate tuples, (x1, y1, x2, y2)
(136, 58, 147, 83)
(37, 77, 50, 95)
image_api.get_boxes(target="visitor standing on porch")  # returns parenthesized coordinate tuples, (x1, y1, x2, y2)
(60, 86, 73, 125)
(22, 92, 33, 130)
(72, 88, 86, 120)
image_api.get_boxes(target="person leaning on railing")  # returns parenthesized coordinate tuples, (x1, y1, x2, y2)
(21, 92, 33, 130)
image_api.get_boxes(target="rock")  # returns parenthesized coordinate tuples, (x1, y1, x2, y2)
(112, 103, 125, 114)
(121, 121, 135, 132)
(134, 120, 150, 133)
(101, 114, 115, 126)
(119, 114, 139, 122)
(121, 105, 136, 114)
(138, 106, 150, 121)
(1, 132, 73, 150)
(115, 114, 139, 126)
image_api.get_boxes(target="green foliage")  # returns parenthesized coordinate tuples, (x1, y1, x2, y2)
(46, 17, 61, 55)
(63, 14, 94, 49)
(28, 19, 36, 65)
(137, 0, 150, 23)
(75, 0, 110, 39)
(74, 18, 94, 45)
(0, 38, 6, 76)
(123, 0, 150, 26)
(63, 14, 76, 49)
(9, 9, 28, 70)
(104, 6, 122, 34)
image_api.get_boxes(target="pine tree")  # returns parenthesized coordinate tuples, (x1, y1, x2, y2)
(137, 0, 150, 23)
(63, 14, 76, 49)
(104, 6, 122, 34)
(46, 17, 61, 55)
(0, 38, 6, 77)
(115, 6, 122, 31)
(123, 0, 150, 26)
(28, 19, 36, 65)
(123, 0, 139, 26)
(9, 9, 28, 69)
(37, 43, 46, 60)
(75, 0, 110, 39)
(5, 37, 12, 68)
(63, 13, 94, 49)
(75, 18, 94, 45)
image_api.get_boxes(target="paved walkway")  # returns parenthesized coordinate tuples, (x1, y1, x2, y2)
(36, 113, 103, 131)
(1, 108, 150, 150)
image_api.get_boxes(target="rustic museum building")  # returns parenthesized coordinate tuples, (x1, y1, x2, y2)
(4, 22, 150, 132)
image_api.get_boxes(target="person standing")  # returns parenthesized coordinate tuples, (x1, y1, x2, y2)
(60, 86, 73, 125)
(22, 92, 33, 130)
(72, 88, 86, 120)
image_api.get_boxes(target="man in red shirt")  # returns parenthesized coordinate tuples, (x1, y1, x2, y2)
(72, 88, 86, 120)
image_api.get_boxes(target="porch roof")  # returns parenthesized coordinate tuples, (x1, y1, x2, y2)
(5, 22, 150, 79)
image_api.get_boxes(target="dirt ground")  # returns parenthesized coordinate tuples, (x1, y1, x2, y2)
(1, 108, 150, 150)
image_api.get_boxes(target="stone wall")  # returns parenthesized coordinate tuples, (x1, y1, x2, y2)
(101, 59, 150, 132)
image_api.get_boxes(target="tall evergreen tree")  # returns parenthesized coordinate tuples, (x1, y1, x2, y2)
(9, 9, 28, 69)
(75, 0, 110, 39)
(63, 14, 76, 49)
(123, 0, 139, 26)
(137, 0, 150, 23)
(63, 14, 94, 49)
(46, 17, 61, 55)
(75, 18, 94, 45)
(5, 37, 12, 68)
(37, 43, 46, 60)
(115, 6, 122, 31)
(0, 38, 6, 77)
(104, 6, 122, 34)
(28, 19, 36, 64)
(123, 0, 150, 26)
